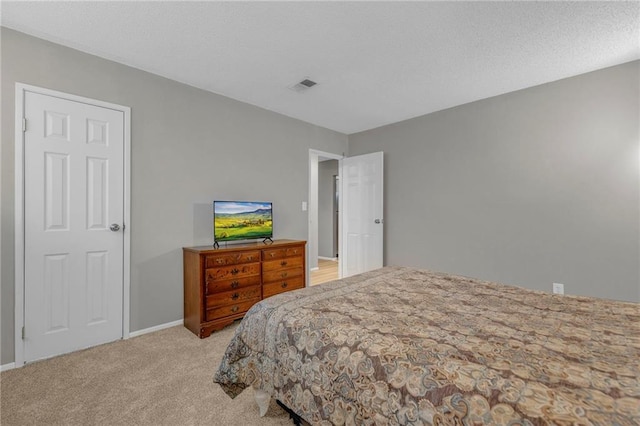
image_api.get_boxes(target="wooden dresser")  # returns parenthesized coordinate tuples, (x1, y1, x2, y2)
(183, 240, 306, 338)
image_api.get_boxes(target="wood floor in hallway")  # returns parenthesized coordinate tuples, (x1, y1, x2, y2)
(310, 258, 338, 285)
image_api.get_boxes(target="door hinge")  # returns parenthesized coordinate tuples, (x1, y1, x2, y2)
(21, 326, 25, 340)
(22, 118, 27, 132)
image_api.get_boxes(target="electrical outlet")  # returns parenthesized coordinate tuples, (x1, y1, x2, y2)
(552, 282, 564, 295)
(301, 201, 308, 211)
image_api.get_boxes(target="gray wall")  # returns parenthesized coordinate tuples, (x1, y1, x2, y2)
(1, 28, 348, 364)
(318, 160, 338, 258)
(350, 61, 640, 303)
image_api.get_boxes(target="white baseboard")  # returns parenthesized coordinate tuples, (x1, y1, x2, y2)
(1, 321, 184, 370)
(318, 256, 338, 261)
(310, 267, 319, 271)
(1, 362, 16, 372)
(129, 319, 183, 338)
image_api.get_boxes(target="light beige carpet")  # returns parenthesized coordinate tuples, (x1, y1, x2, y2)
(1, 322, 294, 425)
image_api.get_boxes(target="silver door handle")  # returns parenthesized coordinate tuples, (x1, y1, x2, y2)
(374, 219, 381, 224)
(110, 224, 121, 232)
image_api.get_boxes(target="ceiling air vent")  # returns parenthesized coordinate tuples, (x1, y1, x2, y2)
(289, 78, 318, 92)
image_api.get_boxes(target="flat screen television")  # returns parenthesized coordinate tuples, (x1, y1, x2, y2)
(213, 201, 273, 245)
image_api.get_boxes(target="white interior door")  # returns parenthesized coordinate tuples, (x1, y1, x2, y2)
(23, 90, 125, 362)
(340, 151, 384, 277)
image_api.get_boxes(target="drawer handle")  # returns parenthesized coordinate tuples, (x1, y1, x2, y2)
(230, 306, 239, 313)
(216, 259, 224, 264)
(231, 268, 239, 275)
(247, 256, 253, 261)
(231, 293, 239, 300)
(281, 282, 288, 288)
(230, 281, 239, 289)
(270, 253, 275, 258)
(280, 260, 288, 267)
(281, 272, 288, 278)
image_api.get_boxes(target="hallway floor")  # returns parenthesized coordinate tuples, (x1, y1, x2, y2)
(310, 258, 338, 286)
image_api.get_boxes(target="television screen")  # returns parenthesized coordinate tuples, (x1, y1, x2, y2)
(214, 201, 273, 242)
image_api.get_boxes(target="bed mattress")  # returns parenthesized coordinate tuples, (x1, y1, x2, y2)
(214, 266, 640, 425)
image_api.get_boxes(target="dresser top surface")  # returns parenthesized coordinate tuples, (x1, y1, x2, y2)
(184, 239, 306, 254)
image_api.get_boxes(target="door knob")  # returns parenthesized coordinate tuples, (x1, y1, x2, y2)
(374, 219, 381, 224)
(110, 224, 121, 232)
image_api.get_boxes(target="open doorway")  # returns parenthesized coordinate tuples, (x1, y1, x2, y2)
(315, 161, 339, 284)
(308, 150, 384, 285)
(318, 161, 339, 260)
(308, 150, 342, 285)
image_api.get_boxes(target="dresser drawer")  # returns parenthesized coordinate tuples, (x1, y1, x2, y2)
(206, 275, 260, 295)
(263, 267, 303, 283)
(205, 263, 260, 282)
(205, 251, 260, 268)
(262, 246, 304, 260)
(205, 298, 260, 322)
(262, 256, 304, 272)
(206, 285, 261, 309)
(263, 277, 304, 298)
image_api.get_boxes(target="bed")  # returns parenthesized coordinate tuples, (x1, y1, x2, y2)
(214, 266, 640, 425)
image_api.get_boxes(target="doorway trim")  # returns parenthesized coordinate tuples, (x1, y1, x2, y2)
(308, 149, 343, 283)
(14, 83, 131, 367)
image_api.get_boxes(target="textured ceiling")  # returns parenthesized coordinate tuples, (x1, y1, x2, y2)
(2, 1, 639, 134)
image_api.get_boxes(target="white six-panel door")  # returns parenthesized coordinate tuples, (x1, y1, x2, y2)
(22, 90, 125, 363)
(340, 152, 384, 277)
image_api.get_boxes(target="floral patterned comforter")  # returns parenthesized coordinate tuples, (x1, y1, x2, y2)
(214, 266, 640, 425)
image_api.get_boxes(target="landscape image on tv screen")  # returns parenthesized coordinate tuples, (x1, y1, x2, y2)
(214, 201, 273, 242)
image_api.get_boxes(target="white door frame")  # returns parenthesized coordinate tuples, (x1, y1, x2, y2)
(14, 83, 131, 367)
(308, 149, 343, 282)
